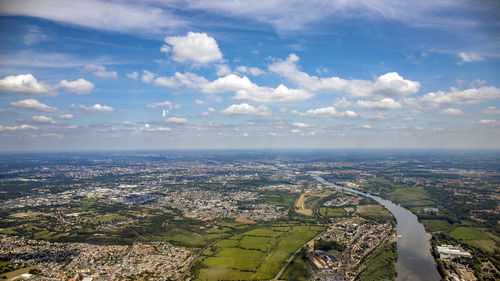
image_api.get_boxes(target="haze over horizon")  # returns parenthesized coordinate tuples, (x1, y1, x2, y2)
(0, 0, 499, 150)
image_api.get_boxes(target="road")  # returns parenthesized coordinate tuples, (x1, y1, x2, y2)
(271, 230, 327, 281)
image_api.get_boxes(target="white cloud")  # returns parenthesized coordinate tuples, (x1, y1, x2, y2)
(362, 124, 372, 129)
(216, 64, 232, 76)
(291, 129, 301, 134)
(73, 104, 114, 113)
(127, 72, 138, 80)
(146, 126, 172, 132)
(0, 73, 49, 94)
(292, 106, 358, 118)
(57, 114, 74, 120)
(459, 52, 484, 63)
(292, 122, 312, 128)
(85, 64, 117, 78)
(154, 72, 209, 88)
(221, 103, 272, 116)
(0, 0, 185, 34)
(163, 32, 222, 65)
(203, 107, 216, 116)
(439, 108, 464, 115)
(269, 54, 420, 99)
(477, 119, 499, 126)
(236, 66, 265, 76)
(59, 78, 94, 94)
(10, 99, 57, 112)
(23, 25, 48, 45)
(0, 124, 37, 131)
(413, 86, 500, 109)
(333, 97, 352, 108)
(141, 70, 156, 83)
(355, 98, 402, 109)
(146, 101, 180, 109)
(31, 115, 56, 124)
(482, 106, 500, 115)
(122, 121, 135, 127)
(203, 74, 312, 103)
(195, 99, 204, 104)
(165, 116, 187, 124)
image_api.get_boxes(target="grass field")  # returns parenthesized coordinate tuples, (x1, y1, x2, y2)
(251, 226, 324, 279)
(448, 226, 497, 252)
(356, 242, 397, 281)
(388, 187, 433, 207)
(320, 207, 346, 217)
(239, 236, 273, 251)
(421, 219, 454, 233)
(449, 227, 490, 241)
(281, 252, 311, 281)
(197, 225, 324, 280)
(357, 204, 391, 217)
(204, 247, 264, 271)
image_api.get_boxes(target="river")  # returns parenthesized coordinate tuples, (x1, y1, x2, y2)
(311, 175, 441, 281)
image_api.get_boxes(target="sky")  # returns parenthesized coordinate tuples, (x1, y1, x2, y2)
(0, 0, 499, 151)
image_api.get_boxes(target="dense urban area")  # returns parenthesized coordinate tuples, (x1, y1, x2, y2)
(0, 150, 498, 280)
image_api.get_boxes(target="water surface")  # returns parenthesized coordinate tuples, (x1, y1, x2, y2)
(311, 175, 440, 281)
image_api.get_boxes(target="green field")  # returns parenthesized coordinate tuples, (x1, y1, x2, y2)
(204, 247, 264, 271)
(197, 225, 324, 280)
(449, 227, 490, 241)
(356, 242, 397, 281)
(421, 219, 454, 233)
(239, 235, 273, 251)
(388, 187, 433, 207)
(320, 207, 346, 217)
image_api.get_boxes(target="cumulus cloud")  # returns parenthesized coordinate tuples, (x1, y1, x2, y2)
(203, 107, 216, 116)
(57, 114, 74, 120)
(146, 126, 172, 132)
(292, 122, 313, 128)
(269, 54, 420, 99)
(439, 108, 464, 115)
(203, 74, 312, 103)
(355, 98, 402, 109)
(221, 103, 272, 116)
(72, 104, 114, 113)
(410, 86, 500, 109)
(477, 119, 499, 126)
(195, 99, 204, 104)
(236, 66, 265, 76)
(154, 72, 209, 88)
(0, 124, 37, 131)
(146, 101, 180, 109)
(165, 116, 187, 124)
(85, 64, 117, 78)
(59, 78, 94, 94)
(10, 98, 57, 112)
(291, 106, 358, 118)
(482, 106, 500, 115)
(31, 115, 56, 124)
(0, 73, 50, 94)
(362, 124, 372, 129)
(127, 72, 138, 80)
(84, 65, 113, 78)
(141, 70, 156, 83)
(459, 52, 484, 63)
(163, 32, 222, 65)
(216, 64, 232, 76)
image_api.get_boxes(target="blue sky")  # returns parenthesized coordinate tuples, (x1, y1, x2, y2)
(0, 0, 499, 150)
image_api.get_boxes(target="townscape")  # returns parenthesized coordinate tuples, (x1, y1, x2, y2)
(0, 150, 498, 281)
